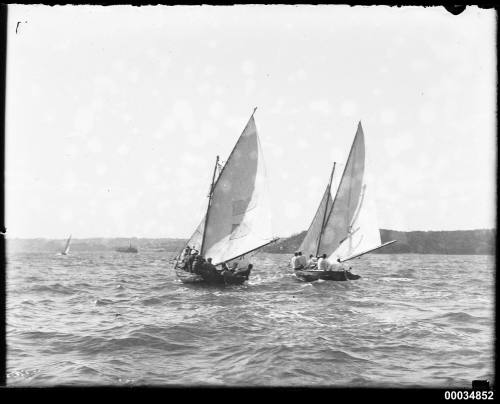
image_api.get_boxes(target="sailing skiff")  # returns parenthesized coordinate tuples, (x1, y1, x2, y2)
(295, 122, 396, 282)
(174, 108, 277, 285)
(61, 234, 72, 255)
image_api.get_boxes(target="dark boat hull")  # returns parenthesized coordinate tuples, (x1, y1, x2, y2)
(294, 269, 361, 282)
(175, 266, 251, 285)
(174, 267, 204, 283)
(115, 248, 138, 253)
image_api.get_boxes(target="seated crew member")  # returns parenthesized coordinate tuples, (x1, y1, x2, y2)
(297, 252, 307, 269)
(192, 255, 204, 274)
(307, 254, 318, 268)
(291, 252, 303, 270)
(181, 254, 190, 270)
(187, 251, 198, 272)
(181, 246, 191, 261)
(291, 252, 297, 269)
(328, 257, 344, 271)
(317, 254, 330, 271)
(235, 263, 252, 279)
(204, 257, 218, 274)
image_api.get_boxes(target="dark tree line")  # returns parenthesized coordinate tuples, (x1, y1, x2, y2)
(261, 229, 495, 255)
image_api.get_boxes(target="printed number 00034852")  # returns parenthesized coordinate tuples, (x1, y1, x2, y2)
(444, 391, 494, 400)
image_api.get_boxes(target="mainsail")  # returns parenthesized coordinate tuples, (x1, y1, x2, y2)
(199, 111, 275, 265)
(320, 122, 365, 258)
(63, 234, 72, 255)
(301, 122, 395, 263)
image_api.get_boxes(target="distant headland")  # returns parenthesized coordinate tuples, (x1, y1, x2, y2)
(6, 229, 496, 255)
(261, 229, 496, 255)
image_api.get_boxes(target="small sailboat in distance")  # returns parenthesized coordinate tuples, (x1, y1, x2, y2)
(295, 122, 396, 282)
(115, 240, 138, 253)
(174, 108, 278, 285)
(61, 234, 72, 255)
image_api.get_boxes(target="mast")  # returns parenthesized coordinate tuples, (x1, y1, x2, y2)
(200, 155, 220, 257)
(315, 162, 336, 256)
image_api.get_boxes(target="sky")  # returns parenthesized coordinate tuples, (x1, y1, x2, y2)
(5, 5, 497, 239)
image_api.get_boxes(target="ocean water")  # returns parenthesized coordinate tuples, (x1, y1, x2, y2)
(6, 251, 495, 387)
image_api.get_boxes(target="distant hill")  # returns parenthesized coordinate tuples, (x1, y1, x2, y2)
(262, 229, 496, 255)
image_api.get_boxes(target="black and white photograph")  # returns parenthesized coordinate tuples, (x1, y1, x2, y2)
(3, 4, 496, 389)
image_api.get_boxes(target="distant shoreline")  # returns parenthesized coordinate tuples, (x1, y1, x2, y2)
(261, 228, 496, 256)
(5, 229, 496, 255)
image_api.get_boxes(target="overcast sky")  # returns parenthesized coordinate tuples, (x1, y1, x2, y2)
(6, 5, 496, 239)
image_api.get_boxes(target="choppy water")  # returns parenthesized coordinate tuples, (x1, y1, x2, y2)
(6, 251, 495, 387)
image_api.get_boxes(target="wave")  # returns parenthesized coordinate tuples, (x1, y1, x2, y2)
(29, 283, 77, 295)
(140, 297, 163, 306)
(94, 298, 115, 306)
(73, 331, 199, 355)
(434, 311, 485, 323)
(381, 277, 414, 282)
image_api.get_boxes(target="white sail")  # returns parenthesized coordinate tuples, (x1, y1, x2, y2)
(299, 184, 333, 256)
(185, 216, 205, 252)
(329, 180, 383, 262)
(322, 122, 388, 263)
(63, 234, 72, 254)
(319, 123, 365, 257)
(201, 114, 274, 265)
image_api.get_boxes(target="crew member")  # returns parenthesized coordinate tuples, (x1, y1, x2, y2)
(291, 252, 305, 270)
(297, 251, 307, 269)
(317, 254, 330, 271)
(204, 257, 218, 274)
(328, 257, 344, 271)
(192, 255, 205, 274)
(181, 246, 191, 261)
(307, 254, 318, 268)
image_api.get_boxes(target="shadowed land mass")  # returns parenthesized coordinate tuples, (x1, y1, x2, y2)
(261, 229, 496, 255)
